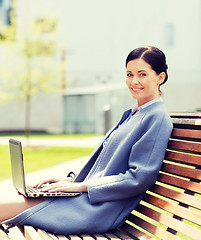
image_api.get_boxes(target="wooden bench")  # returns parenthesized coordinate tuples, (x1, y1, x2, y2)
(1, 112, 201, 240)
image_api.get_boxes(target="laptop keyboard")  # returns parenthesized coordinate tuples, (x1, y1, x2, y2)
(26, 185, 43, 194)
(25, 185, 80, 197)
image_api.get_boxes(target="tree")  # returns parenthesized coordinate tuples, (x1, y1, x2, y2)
(0, 1, 63, 141)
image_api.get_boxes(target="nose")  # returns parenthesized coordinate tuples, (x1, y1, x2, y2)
(131, 77, 139, 84)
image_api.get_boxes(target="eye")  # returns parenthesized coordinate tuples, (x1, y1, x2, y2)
(139, 73, 146, 77)
(127, 73, 133, 77)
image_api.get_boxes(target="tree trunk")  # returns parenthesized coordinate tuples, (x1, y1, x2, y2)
(25, 49, 31, 144)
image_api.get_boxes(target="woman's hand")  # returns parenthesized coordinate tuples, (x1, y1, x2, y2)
(33, 177, 73, 189)
(40, 180, 88, 193)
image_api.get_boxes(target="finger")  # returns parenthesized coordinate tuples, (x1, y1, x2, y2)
(35, 180, 51, 188)
(33, 180, 47, 188)
(41, 182, 73, 192)
(48, 187, 66, 193)
(41, 182, 63, 192)
(48, 184, 79, 193)
(34, 178, 60, 188)
(48, 186, 76, 193)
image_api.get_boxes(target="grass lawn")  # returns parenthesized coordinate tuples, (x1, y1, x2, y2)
(0, 145, 94, 181)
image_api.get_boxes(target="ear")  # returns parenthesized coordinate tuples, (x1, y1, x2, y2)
(158, 72, 166, 85)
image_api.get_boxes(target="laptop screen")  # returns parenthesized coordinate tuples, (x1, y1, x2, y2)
(9, 139, 26, 195)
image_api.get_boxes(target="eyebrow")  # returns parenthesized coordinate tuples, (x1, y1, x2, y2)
(126, 70, 147, 73)
(138, 70, 147, 73)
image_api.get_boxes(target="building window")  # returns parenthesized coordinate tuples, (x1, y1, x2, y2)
(165, 24, 174, 46)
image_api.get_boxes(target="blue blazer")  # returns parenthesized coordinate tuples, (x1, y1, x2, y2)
(3, 101, 173, 235)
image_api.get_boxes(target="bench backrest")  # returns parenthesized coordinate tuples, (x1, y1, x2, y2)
(119, 113, 201, 240)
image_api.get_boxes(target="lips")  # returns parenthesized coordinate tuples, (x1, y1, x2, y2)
(131, 87, 143, 92)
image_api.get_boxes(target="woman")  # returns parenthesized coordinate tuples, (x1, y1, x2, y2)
(1, 46, 173, 235)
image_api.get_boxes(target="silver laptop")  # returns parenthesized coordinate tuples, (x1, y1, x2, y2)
(9, 138, 80, 198)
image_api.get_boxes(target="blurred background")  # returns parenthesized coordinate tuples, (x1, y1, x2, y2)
(0, 0, 201, 135)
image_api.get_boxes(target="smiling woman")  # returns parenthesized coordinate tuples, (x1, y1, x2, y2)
(0, 46, 173, 236)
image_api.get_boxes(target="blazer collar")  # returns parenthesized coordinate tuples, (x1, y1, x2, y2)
(118, 109, 132, 125)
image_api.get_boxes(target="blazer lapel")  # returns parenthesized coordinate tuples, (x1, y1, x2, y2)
(118, 109, 132, 125)
(104, 109, 131, 139)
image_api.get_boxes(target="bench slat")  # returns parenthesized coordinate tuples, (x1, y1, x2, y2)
(144, 194, 201, 225)
(56, 235, 69, 240)
(158, 172, 201, 194)
(161, 162, 201, 180)
(0, 229, 10, 240)
(168, 139, 201, 154)
(127, 215, 180, 240)
(80, 234, 95, 240)
(119, 222, 152, 240)
(172, 128, 201, 140)
(92, 233, 110, 240)
(150, 184, 201, 210)
(103, 232, 121, 240)
(24, 226, 44, 240)
(7, 226, 26, 240)
(68, 235, 82, 240)
(171, 118, 201, 126)
(48, 233, 60, 239)
(165, 150, 201, 165)
(112, 228, 137, 240)
(170, 112, 201, 118)
(37, 229, 55, 240)
(135, 204, 201, 239)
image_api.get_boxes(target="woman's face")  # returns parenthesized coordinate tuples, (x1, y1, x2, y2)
(126, 58, 165, 107)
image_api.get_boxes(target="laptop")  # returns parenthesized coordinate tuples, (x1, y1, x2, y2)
(9, 138, 80, 198)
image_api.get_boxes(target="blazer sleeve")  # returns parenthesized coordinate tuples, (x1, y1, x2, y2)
(87, 112, 173, 204)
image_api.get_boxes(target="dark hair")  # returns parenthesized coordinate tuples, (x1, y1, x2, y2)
(126, 46, 168, 86)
